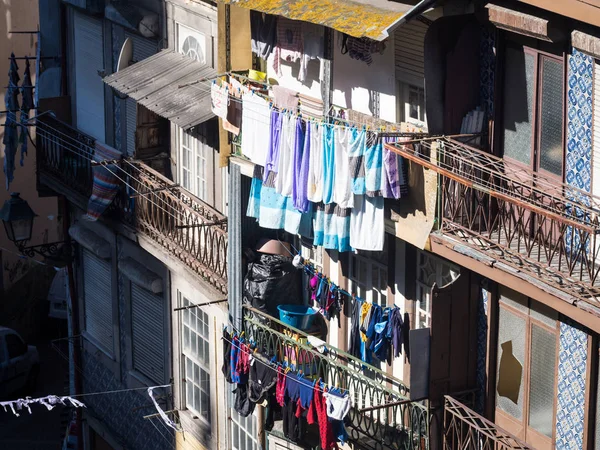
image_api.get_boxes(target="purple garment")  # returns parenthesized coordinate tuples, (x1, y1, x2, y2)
(264, 110, 283, 181)
(383, 138, 408, 199)
(391, 307, 404, 358)
(293, 119, 310, 212)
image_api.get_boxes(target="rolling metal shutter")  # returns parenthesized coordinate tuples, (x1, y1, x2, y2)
(394, 20, 428, 86)
(73, 11, 106, 141)
(125, 34, 159, 156)
(82, 249, 113, 353)
(131, 283, 165, 383)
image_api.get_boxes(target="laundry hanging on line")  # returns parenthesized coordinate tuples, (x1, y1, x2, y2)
(0, 395, 86, 417)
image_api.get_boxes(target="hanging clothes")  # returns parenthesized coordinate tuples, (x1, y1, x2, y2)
(247, 165, 263, 220)
(350, 194, 384, 251)
(222, 329, 233, 383)
(322, 125, 336, 204)
(258, 171, 306, 235)
(382, 139, 409, 199)
(333, 127, 353, 208)
(307, 122, 324, 203)
(292, 118, 310, 213)
(323, 391, 351, 421)
(349, 128, 367, 195)
(341, 35, 386, 66)
(264, 110, 283, 181)
(365, 132, 384, 196)
(299, 22, 324, 82)
(210, 82, 228, 119)
(273, 17, 303, 76)
(223, 78, 245, 135)
(313, 203, 351, 253)
(391, 307, 405, 358)
(307, 384, 338, 450)
(349, 298, 362, 358)
(371, 307, 393, 365)
(234, 383, 255, 417)
(250, 11, 278, 60)
(241, 92, 271, 167)
(248, 357, 278, 403)
(276, 365, 287, 407)
(230, 335, 242, 383)
(360, 302, 372, 342)
(272, 85, 299, 110)
(276, 113, 297, 197)
(298, 94, 325, 119)
(403, 311, 411, 361)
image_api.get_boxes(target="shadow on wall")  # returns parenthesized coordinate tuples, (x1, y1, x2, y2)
(0, 0, 60, 292)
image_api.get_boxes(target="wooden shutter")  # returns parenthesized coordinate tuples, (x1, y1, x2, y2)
(125, 34, 159, 156)
(395, 20, 428, 86)
(82, 249, 113, 353)
(131, 283, 165, 383)
(73, 11, 105, 141)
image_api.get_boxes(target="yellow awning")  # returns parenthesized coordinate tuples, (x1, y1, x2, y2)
(220, 0, 416, 41)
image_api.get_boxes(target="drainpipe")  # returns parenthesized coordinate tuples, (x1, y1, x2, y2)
(62, 196, 83, 450)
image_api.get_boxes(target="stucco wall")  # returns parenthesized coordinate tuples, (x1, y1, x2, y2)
(0, 0, 59, 291)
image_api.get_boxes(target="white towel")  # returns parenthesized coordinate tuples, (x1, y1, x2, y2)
(241, 93, 271, 167)
(350, 194, 384, 251)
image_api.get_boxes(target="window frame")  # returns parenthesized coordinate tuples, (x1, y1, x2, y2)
(178, 127, 208, 201)
(179, 291, 212, 425)
(397, 81, 427, 129)
(414, 251, 459, 330)
(495, 291, 559, 448)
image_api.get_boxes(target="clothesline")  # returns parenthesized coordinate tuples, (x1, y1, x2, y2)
(222, 334, 350, 395)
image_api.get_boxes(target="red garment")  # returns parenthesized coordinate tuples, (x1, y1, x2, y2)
(295, 398, 304, 418)
(276, 366, 286, 407)
(236, 343, 250, 375)
(307, 385, 337, 450)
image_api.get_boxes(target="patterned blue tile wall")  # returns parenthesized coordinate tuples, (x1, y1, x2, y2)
(80, 258, 172, 449)
(556, 321, 588, 450)
(566, 49, 593, 253)
(556, 47, 592, 449)
(479, 26, 496, 119)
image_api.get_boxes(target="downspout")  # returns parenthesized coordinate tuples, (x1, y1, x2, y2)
(62, 196, 82, 450)
(158, 0, 168, 49)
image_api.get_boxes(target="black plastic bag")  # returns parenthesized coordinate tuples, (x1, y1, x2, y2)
(243, 254, 301, 316)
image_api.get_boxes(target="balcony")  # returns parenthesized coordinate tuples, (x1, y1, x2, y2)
(443, 396, 532, 449)
(36, 115, 228, 293)
(242, 305, 429, 450)
(386, 137, 600, 313)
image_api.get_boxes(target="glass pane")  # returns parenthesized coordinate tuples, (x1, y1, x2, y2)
(233, 426, 239, 449)
(503, 48, 534, 165)
(539, 57, 564, 176)
(496, 306, 526, 420)
(528, 324, 556, 437)
(194, 386, 200, 413)
(186, 383, 193, 408)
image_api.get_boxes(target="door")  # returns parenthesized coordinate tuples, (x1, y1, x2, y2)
(501, 44, 565, 244)
(495, 286, 558, 449)
(73, 11, 105, 141)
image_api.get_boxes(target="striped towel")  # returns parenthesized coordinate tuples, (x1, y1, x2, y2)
(85, 141, 122, 221)
(313, 203, 351, 252)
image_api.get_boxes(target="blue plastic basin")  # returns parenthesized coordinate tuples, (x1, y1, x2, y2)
(277, 305, 317, 330)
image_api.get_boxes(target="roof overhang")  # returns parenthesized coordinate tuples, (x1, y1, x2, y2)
(217, 0, 434, 41)
(103, 50, 217, 130)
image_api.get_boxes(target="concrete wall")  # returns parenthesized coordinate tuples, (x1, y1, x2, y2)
(0, 0, 59, 292)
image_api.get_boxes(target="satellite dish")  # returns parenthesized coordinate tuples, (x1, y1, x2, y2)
(117, 38, 133, 72)
(114, 38, 134, 99)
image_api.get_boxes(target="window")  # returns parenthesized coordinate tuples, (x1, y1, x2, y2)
(82, 249, 113, 354)
(180, 292, 211, 423)
(6, 334, 26, 359)
(415, 251, 459, 329)
(177, 23, 206, 64)
(399, 82, 426, 128)
(349, 249, 388, 306)
(495, 287, 558, 447)
(179, 128, 208, 201)
(229, 389, 258, 450)
(502, 45, 564, 179)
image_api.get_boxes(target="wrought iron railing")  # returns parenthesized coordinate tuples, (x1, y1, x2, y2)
(386, 138, 600, 310)
(443, 396, 532, 450)
(36, 114, 94, 199)
(243, 305, 429, 450)
(124, 161, 228, 293)
(36, 116, 228, 293)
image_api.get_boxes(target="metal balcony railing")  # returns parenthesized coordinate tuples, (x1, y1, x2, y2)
(386, 137, 600, 311)
(36, 116, 228, 294)
(124, 161, 228, 293)
(443, 396, 532, 450)
(36, 115, 94, 200)
(242, 305, 429, 450)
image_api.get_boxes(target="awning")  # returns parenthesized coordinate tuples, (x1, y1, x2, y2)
(218, 0, 421, 41)
(103, 50, 217, 130)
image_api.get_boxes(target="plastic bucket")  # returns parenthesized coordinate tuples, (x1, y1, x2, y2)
(277, 305, 317, 330)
